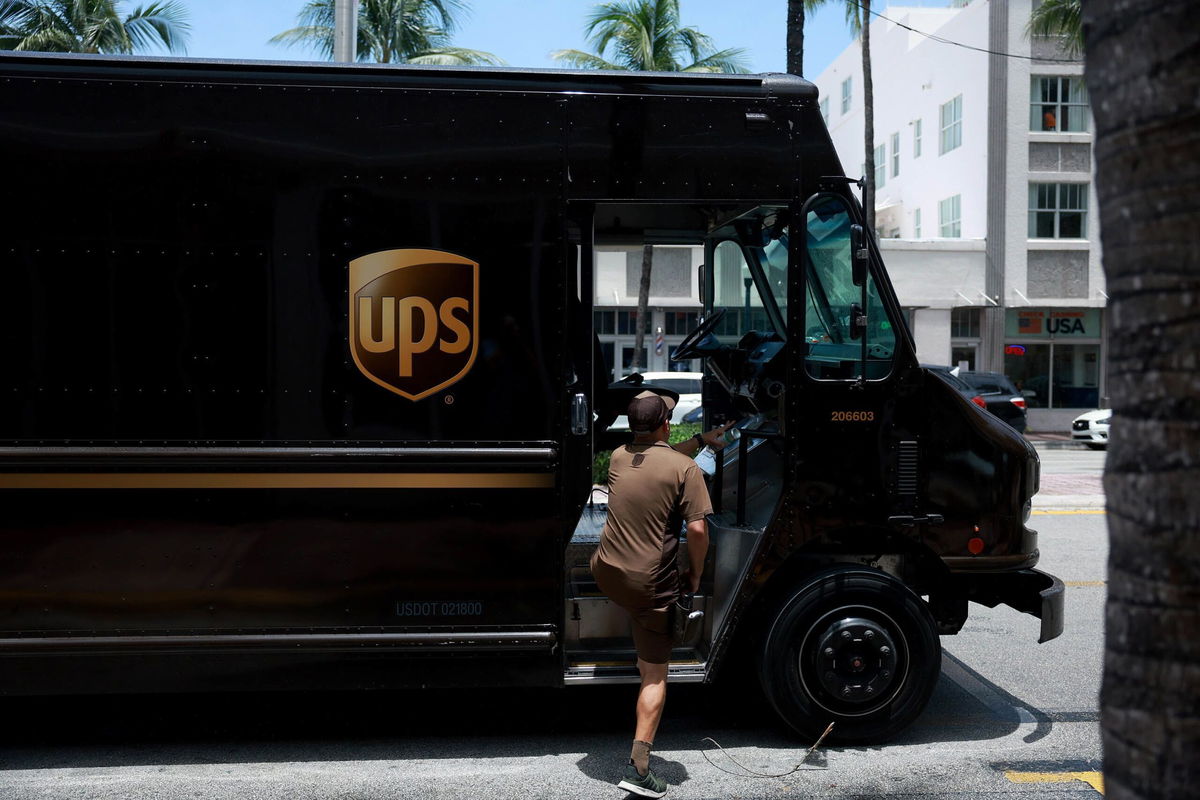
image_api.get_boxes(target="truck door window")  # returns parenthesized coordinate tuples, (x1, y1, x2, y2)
(803, 196, 896, 380)
(712, 240, 778, 340)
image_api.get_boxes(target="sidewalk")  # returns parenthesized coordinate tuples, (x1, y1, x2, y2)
(1033, 487, 1105, 510)
(1024, 432, 1087, 450)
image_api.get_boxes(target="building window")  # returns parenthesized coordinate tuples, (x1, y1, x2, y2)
(662, 310, 700, 335)
(820, 97, 830, 125)
(890, 132, 900, 177)
(841, 77, 852, 114)
(939, 195, 961, 237)
(939, 94, 962, 155)
(594, 309, 615, 335)
(913, 207, 921, 238)
(951, 307, 981, 338)
(1029, 183, 1088, 238)
(873, 144, 886, 189)
(913, 118, 922, 158)
(1031, 76, 1089, 132)
(1004, 342, 1100, 408)
(615, 309, 650, 335)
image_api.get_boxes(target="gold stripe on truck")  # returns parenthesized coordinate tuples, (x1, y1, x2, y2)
(0, 473, 555, 490)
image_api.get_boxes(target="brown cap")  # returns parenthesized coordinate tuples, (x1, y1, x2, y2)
(627, 389, 677, 433)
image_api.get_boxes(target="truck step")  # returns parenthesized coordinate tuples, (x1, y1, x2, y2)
(564, 657, 707, 685)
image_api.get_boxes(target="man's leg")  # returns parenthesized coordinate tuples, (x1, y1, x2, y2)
(632, 658, 668, 773)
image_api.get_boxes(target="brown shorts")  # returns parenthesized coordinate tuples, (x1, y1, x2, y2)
(590, 555, 673, 664)
(628, 606, 672, 664)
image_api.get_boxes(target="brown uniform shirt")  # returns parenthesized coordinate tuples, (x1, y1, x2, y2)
(591, 440, 713, 610)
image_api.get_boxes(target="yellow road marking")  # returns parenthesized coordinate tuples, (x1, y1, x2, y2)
(1005, 770, 1104, 794)
(1065, 580, 1106, 587)
(1033, 509, 1106, 515)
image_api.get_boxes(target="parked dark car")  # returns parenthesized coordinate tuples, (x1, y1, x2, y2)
(922, 364, 988, 410)
(960, 371, 1028, 432)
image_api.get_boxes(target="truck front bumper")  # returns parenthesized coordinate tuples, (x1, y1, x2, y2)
(962, 568, 1065, 643)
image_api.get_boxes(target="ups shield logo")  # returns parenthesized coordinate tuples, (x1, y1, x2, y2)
(349, 249, 479, 400)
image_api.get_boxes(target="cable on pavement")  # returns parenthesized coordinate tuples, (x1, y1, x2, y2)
(700, 721, 835, 778)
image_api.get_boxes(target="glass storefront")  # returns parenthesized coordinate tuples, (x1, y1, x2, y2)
(1003, 309, 1102, 408)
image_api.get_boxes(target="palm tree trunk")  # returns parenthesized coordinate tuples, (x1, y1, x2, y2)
(1084, 1, 1200, 797)
(786, 0, 804, 76)
(631, 245, 653, 374)
(860, 0, 875, 235)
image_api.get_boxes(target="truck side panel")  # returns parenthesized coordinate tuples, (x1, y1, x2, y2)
(0, 64, 570, 688)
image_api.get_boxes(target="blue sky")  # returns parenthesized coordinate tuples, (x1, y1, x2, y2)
(180, 0, 951, 79)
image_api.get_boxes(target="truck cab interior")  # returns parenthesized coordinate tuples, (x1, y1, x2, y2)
(563, 192, 904, 683)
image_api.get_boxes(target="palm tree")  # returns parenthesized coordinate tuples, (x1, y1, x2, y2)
(0, 0, 189, 54)
(848, 0, 876, 236)
(785, 1, 877, 233)
(552, 0, 748, 73)
(271, 0, 502, 65)
(1028, 0, 1082, 57)
(1083, 1, 1199, 797)
(785, 0, 833, 77)
(554, 0, 747, 371)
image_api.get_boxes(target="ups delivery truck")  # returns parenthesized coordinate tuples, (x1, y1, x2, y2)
(0, 52, 1063, 742)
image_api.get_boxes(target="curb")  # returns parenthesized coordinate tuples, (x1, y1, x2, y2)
(1025, 438, 1096, 451)
(1032, 494, 1106, 510)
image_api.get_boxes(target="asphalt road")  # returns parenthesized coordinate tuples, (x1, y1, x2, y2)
(0, 451, 1108, 800)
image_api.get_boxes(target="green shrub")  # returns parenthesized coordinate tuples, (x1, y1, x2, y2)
(591, 422, 701, 486)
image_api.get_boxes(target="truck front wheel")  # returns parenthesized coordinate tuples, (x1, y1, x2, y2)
(758, 567, 941, 743)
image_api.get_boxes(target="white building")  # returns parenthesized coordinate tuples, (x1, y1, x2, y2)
(592, 245, 705, 379)
(813, 0, 1105, 431)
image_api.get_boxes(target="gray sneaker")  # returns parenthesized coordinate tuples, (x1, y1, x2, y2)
(617, 761, 667, 798)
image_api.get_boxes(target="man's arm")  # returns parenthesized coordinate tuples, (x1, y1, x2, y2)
(683, 519, 709, 594)
(671, 421, 737, 457)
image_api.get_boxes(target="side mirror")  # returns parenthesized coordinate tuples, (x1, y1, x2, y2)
(850, 224, 868, 286)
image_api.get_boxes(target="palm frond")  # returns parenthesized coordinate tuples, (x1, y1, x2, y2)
(1026, 0, 1082, 57)
(406, 46, 504, 66)
(123, 1, 189, 54)
(683, 47, 750, 74)
(11, 25, 78, 51)
(843, 0, 862, 35)
(268, 24, 334, 57)
(583, 3, 639, 64)
(0, 0, 36, 30)
(551, 48, 624, 70)
(673, 26, 713, 64)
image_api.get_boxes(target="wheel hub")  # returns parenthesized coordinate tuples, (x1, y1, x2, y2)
(814, 617, 898, 704)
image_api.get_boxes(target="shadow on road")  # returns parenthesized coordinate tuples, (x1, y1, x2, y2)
(0, 654, 1079, 771)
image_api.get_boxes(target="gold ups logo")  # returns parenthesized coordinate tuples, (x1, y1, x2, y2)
(349, 249, 479, 400)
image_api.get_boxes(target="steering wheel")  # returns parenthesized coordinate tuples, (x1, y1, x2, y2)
(670, 308, 727, 361)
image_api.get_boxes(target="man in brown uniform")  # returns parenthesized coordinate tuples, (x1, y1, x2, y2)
(590, 390, 729, 797)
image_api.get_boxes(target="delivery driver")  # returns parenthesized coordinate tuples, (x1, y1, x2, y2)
(590, 390, 732, 797)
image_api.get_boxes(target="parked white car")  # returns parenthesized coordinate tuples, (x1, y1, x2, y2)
(608, 371, 703, 431)
(1071, 408, 1111, 449)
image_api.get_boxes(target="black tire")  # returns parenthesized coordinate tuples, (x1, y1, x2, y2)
(757, 567, 941, 743)
(1086, 443, 1106, 450)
